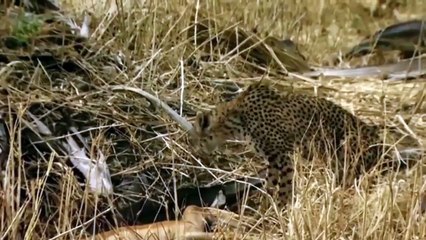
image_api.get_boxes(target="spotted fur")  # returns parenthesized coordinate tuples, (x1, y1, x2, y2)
(193, 80, 412, 208)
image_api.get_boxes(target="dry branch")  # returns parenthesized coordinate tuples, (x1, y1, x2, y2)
(109, 85, 195, 135)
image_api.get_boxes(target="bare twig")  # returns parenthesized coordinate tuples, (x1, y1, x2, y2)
(108, 85, 195, 135)
(305, 55, 426, 80)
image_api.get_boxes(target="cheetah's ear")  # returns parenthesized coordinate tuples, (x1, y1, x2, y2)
(194, 111, 212, 133)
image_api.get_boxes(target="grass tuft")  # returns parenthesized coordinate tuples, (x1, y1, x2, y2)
(0, 0, 425, 239)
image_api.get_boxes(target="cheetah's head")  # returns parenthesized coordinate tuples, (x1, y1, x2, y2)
(192, 108, 243, 154)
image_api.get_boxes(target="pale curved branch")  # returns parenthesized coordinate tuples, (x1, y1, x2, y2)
(109, 85, 195, 135)
(305, 55, 426, 79)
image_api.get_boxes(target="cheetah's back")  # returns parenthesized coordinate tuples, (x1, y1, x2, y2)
(235, 83, 380, 156)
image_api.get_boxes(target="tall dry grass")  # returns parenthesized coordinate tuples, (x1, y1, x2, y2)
(1, 0, 425, 239)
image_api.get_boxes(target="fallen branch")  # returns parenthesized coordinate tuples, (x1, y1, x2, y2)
(341, 19, 426, 60)
(304, 55, 426, 80)
(109, 85, 195, 136)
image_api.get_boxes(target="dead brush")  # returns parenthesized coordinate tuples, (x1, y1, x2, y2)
(0, 0, 425, 240)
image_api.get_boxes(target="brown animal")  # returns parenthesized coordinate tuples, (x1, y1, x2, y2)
(192, 80, 418, 208)
(81, 205, 240, 240)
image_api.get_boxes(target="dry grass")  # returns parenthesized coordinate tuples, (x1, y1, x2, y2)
(1, 0, 425, 239)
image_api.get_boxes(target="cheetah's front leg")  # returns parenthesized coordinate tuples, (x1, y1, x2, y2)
(265, 152, 295, 210)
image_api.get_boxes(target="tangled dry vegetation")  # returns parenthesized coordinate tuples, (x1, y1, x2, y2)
(0, 0, 425, 239)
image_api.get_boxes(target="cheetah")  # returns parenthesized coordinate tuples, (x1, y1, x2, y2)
(192, 80, 418, 208)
